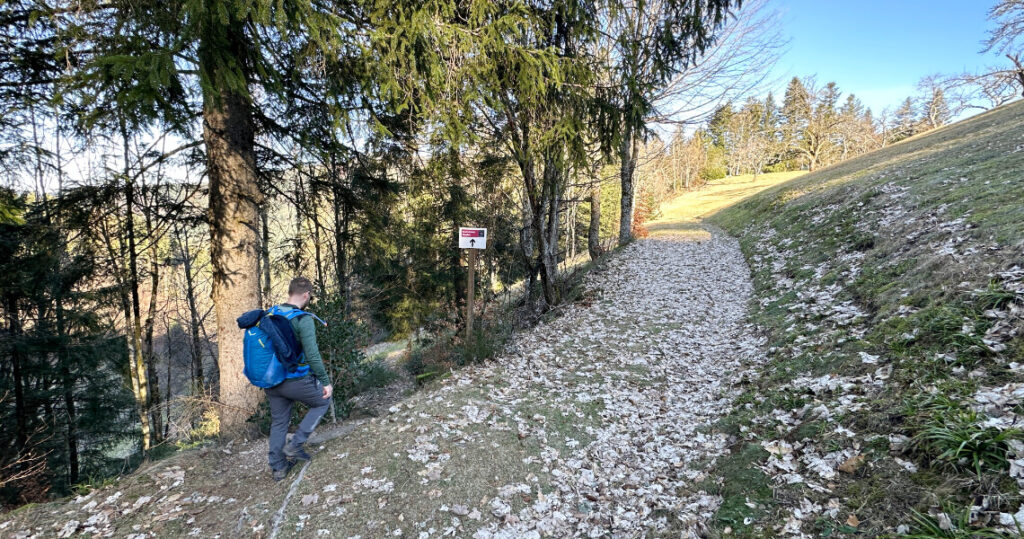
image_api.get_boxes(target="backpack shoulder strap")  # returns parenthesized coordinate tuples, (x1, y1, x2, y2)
(281, 308, 327, 327)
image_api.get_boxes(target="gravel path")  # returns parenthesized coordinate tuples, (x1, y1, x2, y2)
(392, 226, 764, 538)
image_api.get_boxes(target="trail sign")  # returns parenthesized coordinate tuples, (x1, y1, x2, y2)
(458, 227, 486, 342)
(459, 227, 487, 249)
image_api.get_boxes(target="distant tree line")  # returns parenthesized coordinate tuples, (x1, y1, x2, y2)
(629, 1, 1024, 201)
(631, 64, 1020, 203)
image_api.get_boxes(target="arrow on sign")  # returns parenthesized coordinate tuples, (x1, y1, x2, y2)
(470, 239, 476, 247)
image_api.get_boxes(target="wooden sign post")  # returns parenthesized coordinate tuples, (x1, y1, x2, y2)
(459, 227, 487, 342)
(466, 248, 477, 343)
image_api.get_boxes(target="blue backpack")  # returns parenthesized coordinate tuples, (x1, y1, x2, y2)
(237, 306, 325, 388)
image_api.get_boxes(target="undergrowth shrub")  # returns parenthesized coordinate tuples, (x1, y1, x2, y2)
(631, 187, 658, 239)
(881, 304, 993, 367)
(976, 281, 1023, 311)
(910, 406, 1021, 478)
(906, 505, 1006, 538)
(405, 337, 454, 384)
(404, 257, 601, 385)
(406, 320, 510, 384)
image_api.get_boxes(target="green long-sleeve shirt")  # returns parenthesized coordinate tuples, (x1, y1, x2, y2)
(280, 303, 331, 386)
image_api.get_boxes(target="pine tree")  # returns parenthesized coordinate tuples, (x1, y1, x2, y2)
(782, 78, 842, 171)
(837, 94, 866, 159)
(893, 97, 917, 142)
(921, 87, 951, 130)
(0, 188, 134, 503)
(782, 77, 812, 135)
(65, 0, 384, 433)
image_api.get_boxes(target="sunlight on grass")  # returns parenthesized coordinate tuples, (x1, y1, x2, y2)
(648, 171, 806, 237)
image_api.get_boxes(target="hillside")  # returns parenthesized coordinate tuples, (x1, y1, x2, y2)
(2, 100, 1022, 538)
(703, 100, 1024, 535)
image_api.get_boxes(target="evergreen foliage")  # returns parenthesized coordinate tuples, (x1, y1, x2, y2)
(0, 189, 135, 505)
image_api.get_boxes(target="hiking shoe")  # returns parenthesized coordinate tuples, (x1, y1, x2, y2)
(283, 444, 312, 462)
(272, 461, 295, 482)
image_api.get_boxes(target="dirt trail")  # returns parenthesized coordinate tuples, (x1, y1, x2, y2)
(2, 221, 766, 538)
(282, 224, 765, 537)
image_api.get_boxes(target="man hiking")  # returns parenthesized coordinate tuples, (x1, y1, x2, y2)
(266, 276, 333, 481)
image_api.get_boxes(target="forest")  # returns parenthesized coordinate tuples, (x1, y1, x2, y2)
(2, 0, 1022, 509)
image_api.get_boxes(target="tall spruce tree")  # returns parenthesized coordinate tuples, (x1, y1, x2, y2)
(374, 0, 600, 307)
(0, 188, 134, 504)
(66, 0, 376, 433)
(893, 97, 917, 142)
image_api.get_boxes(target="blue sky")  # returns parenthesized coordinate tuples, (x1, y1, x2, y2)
(767, 0, 1002, 113)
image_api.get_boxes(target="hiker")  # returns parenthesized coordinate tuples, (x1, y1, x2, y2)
(265, 276, 333, 481)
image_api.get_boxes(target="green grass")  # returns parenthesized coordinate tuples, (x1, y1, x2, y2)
(911, 409, 1021, 478)
(698, 101, 1024, 535)
(906, 505, 1006, 538)
(704, 443, 772, 532)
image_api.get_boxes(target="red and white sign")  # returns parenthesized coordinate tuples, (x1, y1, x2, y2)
(458, 227, 487, 249)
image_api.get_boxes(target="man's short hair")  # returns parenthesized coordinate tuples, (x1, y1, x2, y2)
(288, 276, 315, 297)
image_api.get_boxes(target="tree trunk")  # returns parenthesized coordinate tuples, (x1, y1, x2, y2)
(120, 125, 154, 452)
(533, 156, 561, 307)
(588, 182, 602, 261)
(122, 300, 152, 451)
(519, 189, 536, 302)
(143, 216, 163, 443)
(54, 288, 79, 485)
(618, 128, 639, 245)
(165, 341, 172, 439)
(453, 219, 466, 312)
(566, 188, 577, 260)
(260, 203, 272, 307)
(1009, 54, 1024, 97)
(98, 203, 152, 452)
(532, 198, 556, 307)
(8, 297, 27, 454)
(332, 179, 348, 301)
(292, 174, 304, 274)
(341, 201, 351, 315)
(312, 207, 324, 290)
(178, 226, 205, 392)
(205, 85, 263, 436)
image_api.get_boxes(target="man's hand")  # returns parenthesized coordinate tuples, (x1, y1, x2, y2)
(322, 384, 333, 400)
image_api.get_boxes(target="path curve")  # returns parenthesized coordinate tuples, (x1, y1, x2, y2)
(462, 226, 763, 537)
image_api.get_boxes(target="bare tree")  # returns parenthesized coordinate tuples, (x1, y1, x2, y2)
(596, 0, 740, 245)
(650, 0, 786, 128)
(725, 97, 775, 176)
(923, 68, 1020, 116)
(985, 0, 1024, 95)
(677, 132, 710, 189)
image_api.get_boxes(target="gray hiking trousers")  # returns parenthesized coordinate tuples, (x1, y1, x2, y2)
(265, 375, 330, 471)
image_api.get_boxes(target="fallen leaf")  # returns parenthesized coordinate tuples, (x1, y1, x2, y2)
(838, 454, 866, 474)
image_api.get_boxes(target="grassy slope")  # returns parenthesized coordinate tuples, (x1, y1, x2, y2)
(704, 101, 1024, 536)
(648, 171, 807, 237)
